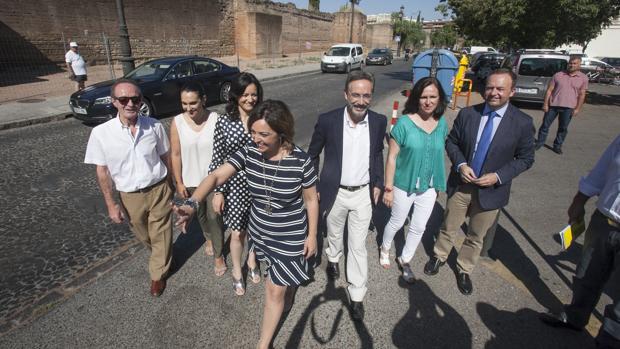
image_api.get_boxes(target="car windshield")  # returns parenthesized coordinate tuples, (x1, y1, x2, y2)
(371, 49, 387, 54)
(518, 58, 567, 77)
(327, 47, 351, 56)
(125, 62, 171, 80)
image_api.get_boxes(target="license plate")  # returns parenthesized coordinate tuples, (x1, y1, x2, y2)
(73, 106, 87, 114)
(516, 88, 537, 94)
(326, 64, 335, 68)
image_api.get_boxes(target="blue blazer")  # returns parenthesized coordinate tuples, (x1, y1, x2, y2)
(307, 107, 387, 218)
(446, 103, 535, 210)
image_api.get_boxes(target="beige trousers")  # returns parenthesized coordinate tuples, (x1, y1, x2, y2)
(433, 185, 499, 274)
(120, 180, 173, 281)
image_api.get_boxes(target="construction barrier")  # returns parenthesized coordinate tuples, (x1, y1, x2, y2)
(451, 78, 473, 110)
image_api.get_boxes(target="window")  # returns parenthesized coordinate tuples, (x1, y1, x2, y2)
(166, 61, 193, 80)
(327, 47, 350, 56)
(356, 47, 363, 55)
(193, 60, 220, 74)
(518, 58, 567, 77)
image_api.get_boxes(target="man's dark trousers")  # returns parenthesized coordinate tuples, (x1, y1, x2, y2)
(537, 106, 573, 148)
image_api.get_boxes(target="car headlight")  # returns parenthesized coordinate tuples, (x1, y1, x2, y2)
(94, 96, 112, 105)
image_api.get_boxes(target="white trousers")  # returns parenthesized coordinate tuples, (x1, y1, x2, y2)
(325, 186, 372, 302)
(382, 187, 437, 263)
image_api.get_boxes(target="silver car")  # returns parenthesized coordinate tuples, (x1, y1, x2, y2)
(501, 52, 568, 103)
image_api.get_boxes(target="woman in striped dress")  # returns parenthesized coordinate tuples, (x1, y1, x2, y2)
(381, 77, 448, 283)
(174, 100, 318, 349)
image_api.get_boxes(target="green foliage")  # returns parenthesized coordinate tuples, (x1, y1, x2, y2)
(446, 0, 620, 49)
(435, 3, 450, 18)
(309, 0, 320, 11)
(339, 1, 363, 13)
(430, 23, 458, 48)
(391, 13, 426, 49)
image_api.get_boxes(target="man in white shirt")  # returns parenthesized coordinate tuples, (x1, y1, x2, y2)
(307, 71, 387, 321)
(65, 42, 87, 91)
(84, 79, 173, 297)
(540, 134, 620, 348)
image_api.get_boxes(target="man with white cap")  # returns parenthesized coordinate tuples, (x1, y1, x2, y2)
(65, 42, 87, 91)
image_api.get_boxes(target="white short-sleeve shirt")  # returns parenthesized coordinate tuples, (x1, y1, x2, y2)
(84, 116, 170, 192)
(65, 50, 87, 75)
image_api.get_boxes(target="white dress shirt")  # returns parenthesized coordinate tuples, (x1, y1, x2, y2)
(579, 134, 620, 222)
(84, 116, 170, 192)
(340, 108, 370, 186)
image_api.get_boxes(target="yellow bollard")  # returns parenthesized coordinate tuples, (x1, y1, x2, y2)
(455, 54, 469, 92)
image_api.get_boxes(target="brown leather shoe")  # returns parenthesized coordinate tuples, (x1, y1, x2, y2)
(150, 279, 166, 297)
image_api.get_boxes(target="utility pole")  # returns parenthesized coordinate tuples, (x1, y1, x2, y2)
(397, 5, 404, 57)
(349, 1, 355, 43)
(115, 0, 135, 76)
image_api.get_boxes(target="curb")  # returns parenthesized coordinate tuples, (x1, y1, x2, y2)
(0, 69, 322, 132)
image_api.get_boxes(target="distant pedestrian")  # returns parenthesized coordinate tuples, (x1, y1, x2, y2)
(84, 79, 173, 297)
(169, 82, 226, 276)
(380, 77, 448, 283)
(307, 70, 387, 321)
(540, 134, 620, 349)
(423, 69, 535, 296)
(65, 42, 87, 91)
(535, 55, 588, 154)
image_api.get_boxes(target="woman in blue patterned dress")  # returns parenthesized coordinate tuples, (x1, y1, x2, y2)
(175, 100, 319, 349)
(209, 72, 263, 296)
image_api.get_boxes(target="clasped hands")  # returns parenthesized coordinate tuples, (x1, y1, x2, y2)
(459, 164, 498, 187)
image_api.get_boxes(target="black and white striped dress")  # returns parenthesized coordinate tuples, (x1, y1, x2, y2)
(227, 144, 317, 286)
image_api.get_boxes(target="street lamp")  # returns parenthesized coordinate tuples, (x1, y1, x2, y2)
(397, 5, 404, 57)
(115, 0, 135, 75)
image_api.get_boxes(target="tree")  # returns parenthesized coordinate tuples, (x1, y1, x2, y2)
(430, 23, 458, 48)
(392, 13, 426, 52)
(309, 0, 320, 11)
(444, 0, 620, 50)
(434, 3, 450, 18)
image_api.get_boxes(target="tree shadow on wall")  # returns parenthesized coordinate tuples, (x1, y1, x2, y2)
(0, 21, 63, 87)
(392, 279, 472, 348)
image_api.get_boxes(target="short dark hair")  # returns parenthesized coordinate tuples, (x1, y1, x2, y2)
(402, 77, 447, 119)
(110, 79, 141, 98)
(569, 55, 582, 62)
(225, 72, 263, 121)
(248, 99, 295, 150)
(488, 68, 517, 88)
(344, 70, 375, 93)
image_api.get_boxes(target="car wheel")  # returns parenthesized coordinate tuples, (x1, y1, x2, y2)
(219, 82, 231, 103)
(139, 98, 153, 117)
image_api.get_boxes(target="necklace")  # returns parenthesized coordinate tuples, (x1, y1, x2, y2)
(261, 149, 284, 215)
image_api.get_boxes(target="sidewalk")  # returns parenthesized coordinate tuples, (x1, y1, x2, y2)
(0, 61, 322, 131)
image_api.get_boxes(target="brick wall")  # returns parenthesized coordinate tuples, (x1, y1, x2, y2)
(0, 0, 235, 67)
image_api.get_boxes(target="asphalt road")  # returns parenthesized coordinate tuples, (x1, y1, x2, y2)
(0, 61, 410, 325)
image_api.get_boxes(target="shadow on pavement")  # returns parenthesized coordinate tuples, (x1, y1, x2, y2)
(170, 215, 205, 276)
(477, 303, 594, 348)
(392, 279, 472, 348)
(585, 90, 620, 107)
(284, 279, 373, 348)
(381, 71, 413, 82)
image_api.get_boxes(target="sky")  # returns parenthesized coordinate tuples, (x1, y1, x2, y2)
(272, 0, 444, 21)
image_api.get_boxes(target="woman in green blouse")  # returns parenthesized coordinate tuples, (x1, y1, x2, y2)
(380, 77, 448, 283)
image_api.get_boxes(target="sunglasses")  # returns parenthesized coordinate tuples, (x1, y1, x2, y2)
(114, 96, 142, 105)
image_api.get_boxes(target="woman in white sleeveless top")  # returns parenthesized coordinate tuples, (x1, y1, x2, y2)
(170, 82, 226, 276)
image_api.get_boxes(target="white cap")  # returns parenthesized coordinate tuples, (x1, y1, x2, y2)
(69, 42, 78, 47)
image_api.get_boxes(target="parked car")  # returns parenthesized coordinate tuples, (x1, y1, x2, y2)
(469, 51, 498, 66)
(321, 43, 365, 73)
(581, 57, 619, 83)
(469, 46, 498, 54)
(501, 52, 568, 103)
(597, 56, 620, 69)
(471, 53, 506, 81)
(365, 48, 393, 65)
(69, 56, 240, 123)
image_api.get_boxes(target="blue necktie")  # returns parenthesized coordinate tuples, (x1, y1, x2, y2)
(471, 111, 497, 177)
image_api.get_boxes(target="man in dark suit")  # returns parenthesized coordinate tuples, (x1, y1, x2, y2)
(424, 69, 535, 295)
(307, 70, 387, 321)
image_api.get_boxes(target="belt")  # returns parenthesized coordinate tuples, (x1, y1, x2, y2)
(339, 184, 368, 191)
(608, 218, 620, 229)
(127, 178, 166, 194)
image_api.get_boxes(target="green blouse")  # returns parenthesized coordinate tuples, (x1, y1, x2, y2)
(391, 115, 448, 193)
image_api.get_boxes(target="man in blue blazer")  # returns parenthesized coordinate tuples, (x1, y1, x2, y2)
(307, 70, 387, 321)
(424, 69, 535, 295)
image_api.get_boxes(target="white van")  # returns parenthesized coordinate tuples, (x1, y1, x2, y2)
(470, 46, 498, 54)
(321, 44, 365, 73)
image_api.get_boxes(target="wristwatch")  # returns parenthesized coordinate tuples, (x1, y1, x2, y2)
(183, 198, 199, 211)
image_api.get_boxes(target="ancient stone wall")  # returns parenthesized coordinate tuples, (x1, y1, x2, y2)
(331, 11, 366, 45)
(366, 23, 396, 51)
(0, 0, 235, 67)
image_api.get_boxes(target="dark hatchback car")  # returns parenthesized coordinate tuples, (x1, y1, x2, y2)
(69, 56, 240, 123)
(471, 53, 506, 81)
(365, 48, 393, 65)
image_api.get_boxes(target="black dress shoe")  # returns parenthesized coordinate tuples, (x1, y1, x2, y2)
(326, 262, 340, 280)
(423, 256, 445, 276)
(456, 272, 473, 295)
(539, 311, 582, 331)
(350, 301, 365, 321)
(534, 142, 543, 150)
(552, 146, 563, 154)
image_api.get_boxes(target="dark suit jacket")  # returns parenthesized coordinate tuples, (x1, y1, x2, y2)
(307, 107, 387, 219)
(446, 102, 535, 210)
